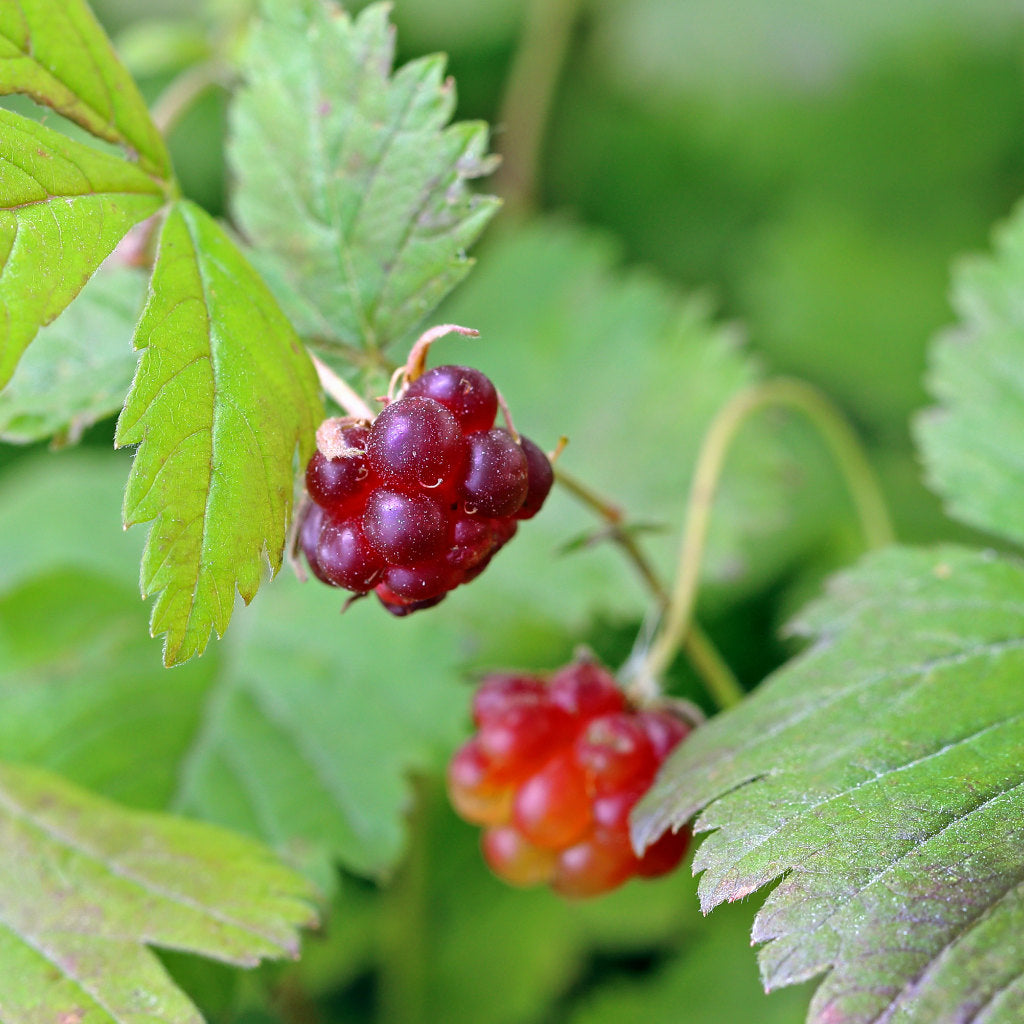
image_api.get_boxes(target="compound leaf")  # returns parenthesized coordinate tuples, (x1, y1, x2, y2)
(633, 545, 1024, 1024)
(0, 264, 146, 444)
(229, 0, 499, 355)
(916, 198, 1024, 549)
(0, 760, 315, 1024)
(115, 200, 322, 666)
(0, 109, 163, 390)
(0, 0, 171, 178)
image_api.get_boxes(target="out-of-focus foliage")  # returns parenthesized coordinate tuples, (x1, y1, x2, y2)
(3, 0, 1024, 1022)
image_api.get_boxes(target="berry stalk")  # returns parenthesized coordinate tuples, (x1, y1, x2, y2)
(553, 465, 741, 709)
(641, 377, 895, 698)
(310, 353, 377, 422)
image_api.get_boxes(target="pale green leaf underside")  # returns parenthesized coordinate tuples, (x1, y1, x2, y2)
(0, 108, 163, 390)
(634, 545, 1024, 1024)
(0, 0, 171, 177)
(229, 0, 499, 354)
(0, 264, 146, 443)
(115, 200, 322, 666)
(0, 760, 315, 1024)
(916, 198, 1024, 549)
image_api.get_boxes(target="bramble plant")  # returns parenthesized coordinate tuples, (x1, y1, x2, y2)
(1, 1, 1024, 1022)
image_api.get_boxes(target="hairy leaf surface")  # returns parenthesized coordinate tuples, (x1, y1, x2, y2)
(634, 545, 1024, 1024)
(0, 109, 162, 389)
(115, 200, 322, 666)
(229, 0, 498, 355)
(0, 265, 145, 444)
(0, 0, 171, 177)
(0, 760, 315, 1024)
(916, 199, 1024, 549)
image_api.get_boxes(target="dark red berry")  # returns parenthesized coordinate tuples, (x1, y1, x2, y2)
(367, 396, 465, 488)
(374, 585, 447, 616)
(513, 753, 592, 849)
(460, 429, 529, 517)
(363, 488, 448, 564)
(315, 517, 385, 592)
(299, 503, 331, 585)
(515, 436, 554, 520)
(405, 365, 498, 433)
(301, 359, 550, 613)
(446, 514, 499, 570)
(447, 740, 514, 825)
(635, 827, 690, 879)
(548, 661, 626, 720)
(472, 673, 549, 726)
(481, 825, 557, 887)
(552, 828, 636, 898)
(381, 562, 456, 602)
(305, 424, 371, 512)
(574, 713, 658, 794)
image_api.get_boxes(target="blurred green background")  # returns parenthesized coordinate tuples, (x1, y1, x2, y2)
(8, 0, 1024, 1021)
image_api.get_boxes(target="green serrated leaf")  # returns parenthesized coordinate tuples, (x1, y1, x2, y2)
(0, 264, 146, 444)
(634, 545, 1024, 1024)
(0, 109, 163, 390)
(0, 0, 171, 178)
(0, 760, 315, 1024)
(115, 200, 323, 666)
(229, 0, 499, 355)
(916, 198, 1024, 549)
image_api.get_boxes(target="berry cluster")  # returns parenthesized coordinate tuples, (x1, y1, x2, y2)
(299, 365, 554, 615)
(447, 660, 691, 898)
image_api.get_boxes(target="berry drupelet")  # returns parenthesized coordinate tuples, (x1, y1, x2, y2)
(447, 659, 692, 898)
(299, 365, 554, 615)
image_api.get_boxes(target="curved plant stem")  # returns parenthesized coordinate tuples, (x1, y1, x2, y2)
(641, 378, 895, 697)
(311, 354, 376, 422)
(553, 466, 742, 709)
(494, 0, 585, 215)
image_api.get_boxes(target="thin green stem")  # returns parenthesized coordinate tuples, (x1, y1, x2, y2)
(494, 0, 584, 215)
(642, 377, 895, 693)
(553, 466, 742, 708)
